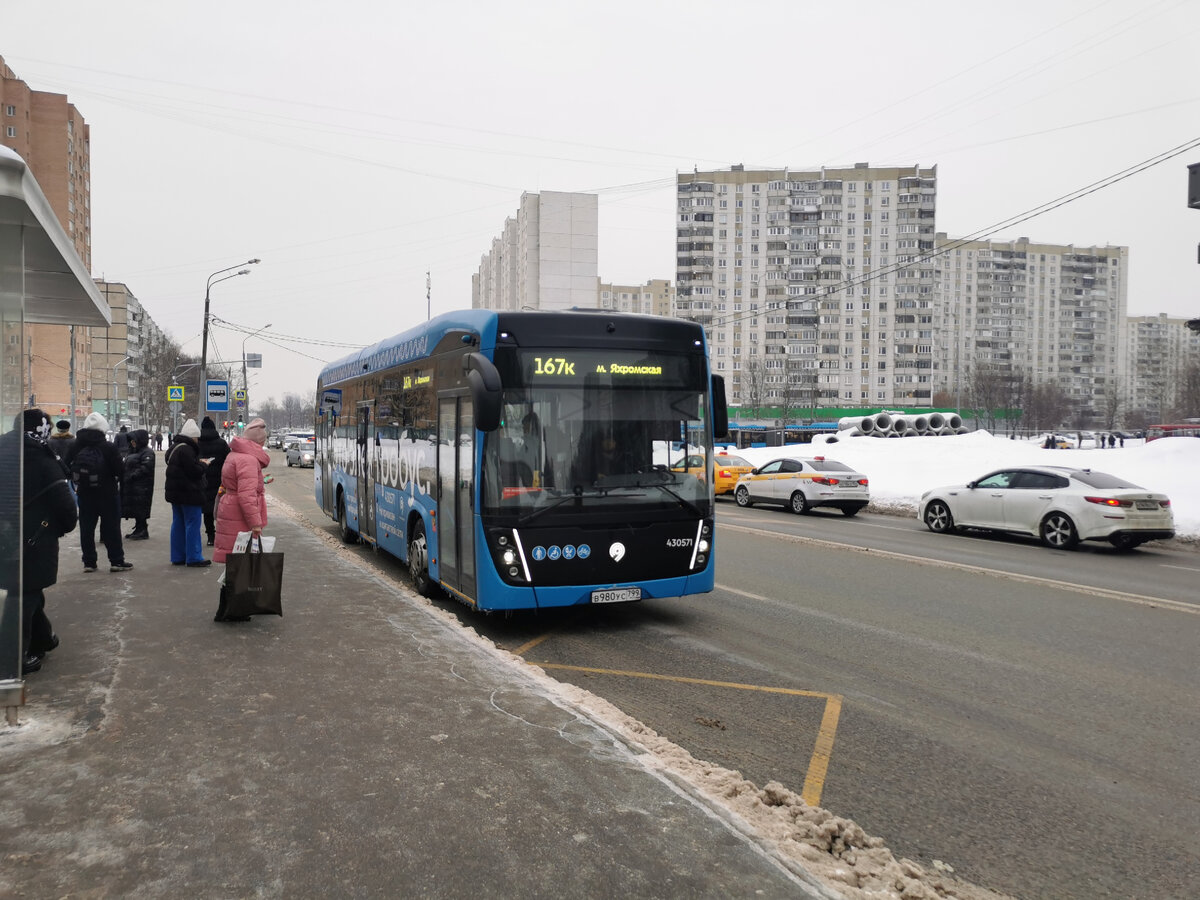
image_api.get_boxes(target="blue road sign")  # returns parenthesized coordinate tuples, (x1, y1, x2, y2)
(206, 380, 230, 412)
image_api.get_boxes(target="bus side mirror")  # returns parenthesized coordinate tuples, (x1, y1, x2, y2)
(464, 351, 503, 432)
(711, 375, 728, 438)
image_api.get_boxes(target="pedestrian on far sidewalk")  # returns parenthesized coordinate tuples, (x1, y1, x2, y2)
(165, 419, 211, 567)
(198, 416, 231, 547)
(121, 429, 155, 540)
(0, 409, 78, 677)
(65, 412, 133, 574)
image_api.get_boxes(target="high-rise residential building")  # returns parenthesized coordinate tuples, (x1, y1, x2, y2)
(2, 55, 95, 423)
(598, 279, 674, 316)
(473, 191, 599, 311)
(937, 235, 1129, 420)
(93, 281, 168, 426)
(1124, 313, 1200, 422)
(676, 164, 938, 411)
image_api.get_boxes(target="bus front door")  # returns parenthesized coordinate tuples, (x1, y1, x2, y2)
(356, 401, 376, 543)
(437, 395, 476, 602)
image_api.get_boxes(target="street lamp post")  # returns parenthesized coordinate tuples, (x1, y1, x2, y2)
(242, 323, 272, 419)
(200, 259, 260, 418)
(111, 356, 130, 424)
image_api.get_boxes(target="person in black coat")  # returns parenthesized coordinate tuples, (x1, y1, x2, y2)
(198, 416, 231, 547)
(65, 411, 133, 574)
(1, 409, 79, 676)
(121, 429, 155, 540)
(47, 419, 76, 461)
(113, 425, 132, 460)
(164, 418, 211, 567)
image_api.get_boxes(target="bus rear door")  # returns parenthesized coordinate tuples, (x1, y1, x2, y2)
(437, 395, 476, 602)
(356, 401, 377, 543)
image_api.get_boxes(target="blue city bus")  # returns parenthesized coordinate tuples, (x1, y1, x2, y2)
(314, 309, 727, 611)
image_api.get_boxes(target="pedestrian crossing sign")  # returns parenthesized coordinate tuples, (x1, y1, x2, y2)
(168, 385, 185, 402)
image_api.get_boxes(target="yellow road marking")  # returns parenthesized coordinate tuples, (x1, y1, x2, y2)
(527, 661, 842, 807)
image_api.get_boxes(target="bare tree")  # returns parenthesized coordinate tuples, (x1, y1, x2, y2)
(1099, 377, 1124, 430)
(742, 358, 767, 418)
(965, 363, 1009, 432)
(1169, 360, 1200, 421)
(1024, 381, 1070, 433)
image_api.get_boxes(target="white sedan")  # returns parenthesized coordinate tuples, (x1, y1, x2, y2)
(918, 465, 1174, 551)
(733, 456, 870, 516)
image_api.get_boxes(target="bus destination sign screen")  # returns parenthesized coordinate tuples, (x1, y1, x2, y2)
(509, 350, 701, 389)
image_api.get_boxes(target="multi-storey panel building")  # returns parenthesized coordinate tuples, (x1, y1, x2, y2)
(676, 164, 938, 410)
(92, 282, 166, 426)
(937, 235, 1128, 420)
(473, 191, 599, 311)
(1124, 314, 1200, 421)
(598, 279, 673, 316)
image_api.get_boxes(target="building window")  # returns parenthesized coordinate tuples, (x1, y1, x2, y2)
(5, 126, 15, 138)
(5, 105, 15, 117)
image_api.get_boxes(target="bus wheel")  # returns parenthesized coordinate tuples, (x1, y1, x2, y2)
(408, 519, 435, 597)
(337, 497, 358, 544)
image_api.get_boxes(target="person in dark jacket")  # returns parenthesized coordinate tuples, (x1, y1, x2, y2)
(121, 429, 155, 540)
(47, 419, 76, 461)
(198, 416, 231, 547)
(165, 418, 211, 567)
(65, 412, 133, 574)
(113, 425, 132, 460)
(1, 409, 79, 676)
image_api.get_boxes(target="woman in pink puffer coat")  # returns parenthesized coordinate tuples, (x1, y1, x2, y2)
(213, 417, 271, 622)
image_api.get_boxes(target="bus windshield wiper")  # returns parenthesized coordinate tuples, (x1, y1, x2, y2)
(516, 488, 604, 527)
(645, 482, 705, 518)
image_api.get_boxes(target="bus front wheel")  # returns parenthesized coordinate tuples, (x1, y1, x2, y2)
(409, 519, 435, 597)
(337, 496, 358, 544)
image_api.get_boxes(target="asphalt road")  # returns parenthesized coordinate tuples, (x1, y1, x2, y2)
(268, 456, 1200, 900)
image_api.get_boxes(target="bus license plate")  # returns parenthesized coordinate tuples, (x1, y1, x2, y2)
(591, 587, 642, 604)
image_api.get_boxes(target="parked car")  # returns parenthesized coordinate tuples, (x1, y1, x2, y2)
(267, 432, 288, 449)
(285, 434, 316, 468)
(734, 456, 870, 515)
(918, 465, 1174, 550)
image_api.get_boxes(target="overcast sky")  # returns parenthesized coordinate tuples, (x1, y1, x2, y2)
(8, 0, 1200, 407)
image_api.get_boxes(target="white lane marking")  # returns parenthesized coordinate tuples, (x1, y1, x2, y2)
(717, 521, 1200, 616)
(1161, 564, 1200, 573)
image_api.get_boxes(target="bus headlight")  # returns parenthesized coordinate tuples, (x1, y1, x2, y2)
(502, 549, 516, 566)
(698, 539, 709, 553)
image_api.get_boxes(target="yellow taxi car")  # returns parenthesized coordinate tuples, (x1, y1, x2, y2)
(670, 452, 755, 495)
(733, 455, 870, 516)
(712, 452, 755, 496)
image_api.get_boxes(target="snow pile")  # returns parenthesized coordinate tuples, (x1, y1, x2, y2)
(550, 678, 1013, 900)
(725, 431, 1200, 540)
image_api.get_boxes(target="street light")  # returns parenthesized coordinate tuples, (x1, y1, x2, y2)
(242, 323, 271, 419)
(199, 258, 260, 418)
(111, 356, 130, 423)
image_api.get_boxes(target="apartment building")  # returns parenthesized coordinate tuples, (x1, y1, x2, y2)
(91, 282, 168, 426)
(598, 279, 673, 316)
(2, 55, 95, 423)
(473, 191, 599, 311)
(937, 235, 1129, 419)
(676, 164, 938, 410)
(1124, 313, 1200, 421)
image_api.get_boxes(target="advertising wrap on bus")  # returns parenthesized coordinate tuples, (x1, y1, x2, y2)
(314, 309, 726, 612)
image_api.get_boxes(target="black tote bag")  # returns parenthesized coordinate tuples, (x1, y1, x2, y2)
(224, 538, 284, 617)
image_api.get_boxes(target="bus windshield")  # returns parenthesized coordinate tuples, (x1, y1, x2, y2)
(482, 348, 713, 521)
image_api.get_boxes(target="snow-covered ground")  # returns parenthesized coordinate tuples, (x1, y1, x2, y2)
(720, 431, 1200, 542)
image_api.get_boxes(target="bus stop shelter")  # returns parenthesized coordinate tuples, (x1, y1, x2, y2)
(1, 145, 110, 722)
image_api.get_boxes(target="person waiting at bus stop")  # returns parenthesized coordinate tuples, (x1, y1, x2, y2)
(212, 418, 271, 623)
(1, 409, 78, 676)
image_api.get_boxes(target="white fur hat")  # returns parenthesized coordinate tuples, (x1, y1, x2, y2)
(180, 418, 201, 439)
(82, 411, 110, 433)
